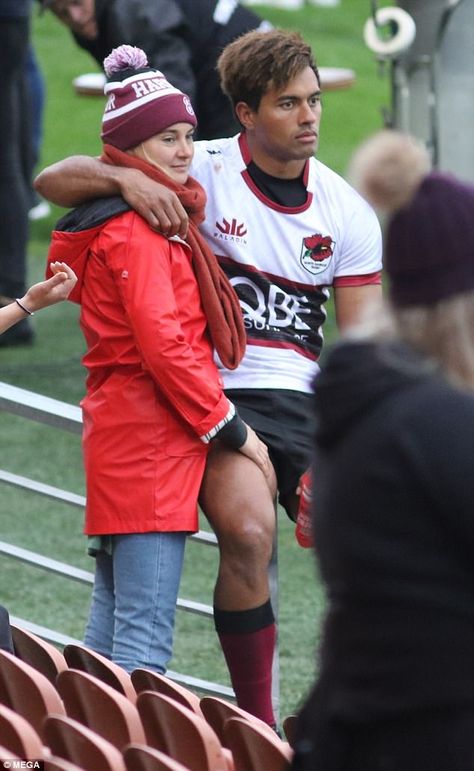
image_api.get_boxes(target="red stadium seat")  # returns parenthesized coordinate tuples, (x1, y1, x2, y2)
(43, 713, 126, 771)
(131, 669, 202, 715)
(0, 649, 65, 734)
(137, 691, 233, 770)
(200, 696, 275, 748)
(56, 669, 145, 750)
(63, 644, 137, 703)
(0, 702, 45, 759)
(11, 624, 67, 686)
(224, 716, 292, 771)
(123, 743, 190, 771)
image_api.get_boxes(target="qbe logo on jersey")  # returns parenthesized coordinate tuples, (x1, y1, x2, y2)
(300, 233, 335, 275)
(219, 257, 329, 360)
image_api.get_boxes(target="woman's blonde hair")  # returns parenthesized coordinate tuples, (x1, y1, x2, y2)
(394, 293, 474, 391)
(348, 292, 474, 392)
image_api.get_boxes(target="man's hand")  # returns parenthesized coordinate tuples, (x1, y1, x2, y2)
(35, 156, 189, 239)
(119, 168, 189, 239)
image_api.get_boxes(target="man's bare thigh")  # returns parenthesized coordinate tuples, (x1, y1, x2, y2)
(199, 443, 277, 537)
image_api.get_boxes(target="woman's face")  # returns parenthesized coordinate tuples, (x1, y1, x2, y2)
(130, 123, 195, 184)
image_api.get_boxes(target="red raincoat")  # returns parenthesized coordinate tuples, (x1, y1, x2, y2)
(47, 207, 233, 535)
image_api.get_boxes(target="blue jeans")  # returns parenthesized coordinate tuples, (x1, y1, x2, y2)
(84, 532, 187, 673)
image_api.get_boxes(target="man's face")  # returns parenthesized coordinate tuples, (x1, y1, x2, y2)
(239, 66, 322, 175)
(47, 0, 98, 40)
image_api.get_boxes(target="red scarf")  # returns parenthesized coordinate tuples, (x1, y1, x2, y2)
(101, 144, 246, 370)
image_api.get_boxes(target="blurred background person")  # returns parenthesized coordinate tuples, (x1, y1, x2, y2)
(0, 0, 34, 346)
(0, 606, 13, 654)
(37, 0, 272, 139)
(26, 32, 51, 221)
(241, 0, 340, 9)
(292, 130, 474, 771)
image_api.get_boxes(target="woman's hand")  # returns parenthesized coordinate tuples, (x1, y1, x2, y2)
(23, 262, 77, 311)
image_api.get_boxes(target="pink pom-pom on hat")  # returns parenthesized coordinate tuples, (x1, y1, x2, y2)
(101, 44, 197, 151)
(103, 45, 149, 77)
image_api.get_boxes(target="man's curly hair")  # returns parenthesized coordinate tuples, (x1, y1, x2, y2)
(217, 28, 320, 114)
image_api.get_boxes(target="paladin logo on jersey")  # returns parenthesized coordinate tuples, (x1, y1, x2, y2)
(214, 217, 248, 244)
(300, 233, 335, 275)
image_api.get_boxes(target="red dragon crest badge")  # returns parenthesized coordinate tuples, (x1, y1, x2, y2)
(300, 233, 335, 275)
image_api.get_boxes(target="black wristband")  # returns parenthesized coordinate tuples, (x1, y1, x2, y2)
(213, 412, 248, 449)
(15, 298, 34, 316)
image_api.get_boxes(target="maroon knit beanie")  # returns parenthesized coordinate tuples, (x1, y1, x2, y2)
(101, 46, 197, 151)
(386, 172, 474, 307)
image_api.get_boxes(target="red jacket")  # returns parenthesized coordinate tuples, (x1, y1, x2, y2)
(47, 203, 233, 534)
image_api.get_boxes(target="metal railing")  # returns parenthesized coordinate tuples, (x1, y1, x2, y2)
(0, 380, 279, 712)
(0, 380, 231, 697)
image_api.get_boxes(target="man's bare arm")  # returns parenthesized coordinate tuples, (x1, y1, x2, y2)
(34, 156, 189, 238)
(334, 284, 383, 332)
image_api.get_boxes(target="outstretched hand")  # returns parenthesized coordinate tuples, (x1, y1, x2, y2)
(23, 262, 77, 312)
(237, 424, 272, 477)
(0, 262, 78, 336)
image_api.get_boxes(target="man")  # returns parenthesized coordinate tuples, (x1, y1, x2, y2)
(36, 29, 383, 727)
(37, 0, 271, 139)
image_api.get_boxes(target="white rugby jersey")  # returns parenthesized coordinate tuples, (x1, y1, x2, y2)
(191, 133, 382, 392)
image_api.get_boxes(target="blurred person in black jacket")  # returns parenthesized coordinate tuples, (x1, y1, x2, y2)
(292, 131, 474, 771)
(0, 0, 34, 346)
(0, 606, 13, 654)
(38, 0, 271, 139)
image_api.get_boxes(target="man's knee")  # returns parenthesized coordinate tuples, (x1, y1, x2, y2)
(200, 445, 277, 565)
(216, 507, 275, 563)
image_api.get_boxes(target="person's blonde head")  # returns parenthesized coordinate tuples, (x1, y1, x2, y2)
(348, 129, 474, 392)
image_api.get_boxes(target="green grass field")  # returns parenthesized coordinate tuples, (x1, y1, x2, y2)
(0, 0, 389, 720)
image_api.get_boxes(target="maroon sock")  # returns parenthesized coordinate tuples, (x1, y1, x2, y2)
(214, 600, 276, 725)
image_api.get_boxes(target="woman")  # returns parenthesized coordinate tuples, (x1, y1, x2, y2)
(46, 45, 269, 675)
(293, 131, 474, 771)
